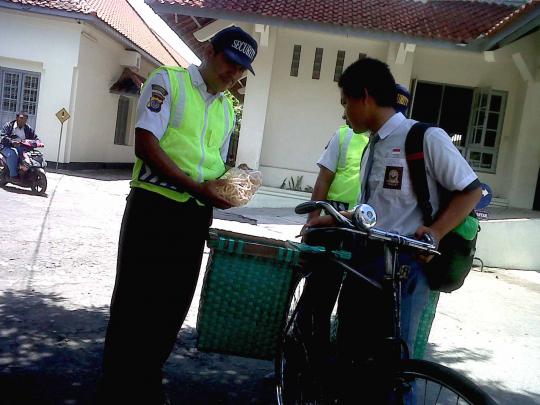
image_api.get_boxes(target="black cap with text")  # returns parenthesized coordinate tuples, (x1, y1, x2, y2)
(211, 26, 258, 75)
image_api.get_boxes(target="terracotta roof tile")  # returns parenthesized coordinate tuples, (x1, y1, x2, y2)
(155, 0, 539, 44)
(3, 0, 188, 66)
(6, 0, 93, 13)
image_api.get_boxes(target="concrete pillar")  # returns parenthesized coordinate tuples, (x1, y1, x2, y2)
(508, 80, 540, 208)
(235, 26, 277, 169)
(386, 41, 415, 89)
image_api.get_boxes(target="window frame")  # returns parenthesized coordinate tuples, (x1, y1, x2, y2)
(464, 88, 507, 173)
(410, 80, 506, 173)
(0, 66, 41, 130)
(114, 95, 132, 146)
(312, 47, 324, 80)
(333, 50, 346, 82)
(290, 44, 302, 77)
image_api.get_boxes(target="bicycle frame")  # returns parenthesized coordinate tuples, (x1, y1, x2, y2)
(276, 202, 495, 405)
(306, 229, 410, 361)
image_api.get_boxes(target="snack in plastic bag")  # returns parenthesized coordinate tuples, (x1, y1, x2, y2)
(215, 165, 262, 207)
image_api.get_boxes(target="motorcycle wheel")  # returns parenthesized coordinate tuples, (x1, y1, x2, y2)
(0, 161, 8, 186)
(31, 169, 47, 195)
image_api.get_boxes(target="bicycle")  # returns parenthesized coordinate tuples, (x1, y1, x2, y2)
(275, 201, 496, 405)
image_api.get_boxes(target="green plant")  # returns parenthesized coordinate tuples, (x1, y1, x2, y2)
(280, 176, 304, 191)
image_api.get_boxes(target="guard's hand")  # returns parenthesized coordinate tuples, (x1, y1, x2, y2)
(198, 179, 233, 210)
(414, 225, 441, 264)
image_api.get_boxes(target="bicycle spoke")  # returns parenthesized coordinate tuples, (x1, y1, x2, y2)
(423, 377, 427, 405)
(435, 382, 443, 402)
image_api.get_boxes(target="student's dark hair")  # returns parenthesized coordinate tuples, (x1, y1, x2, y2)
(338, 58, 397, 107)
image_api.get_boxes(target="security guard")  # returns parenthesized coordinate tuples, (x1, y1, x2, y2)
(99, 26, 258, 404)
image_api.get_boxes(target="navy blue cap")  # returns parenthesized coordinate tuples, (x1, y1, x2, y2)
(395, 84, 410, 114)
(211, 26, 258, 75)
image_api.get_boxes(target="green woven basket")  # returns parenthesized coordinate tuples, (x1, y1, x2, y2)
(197, 229, 301, 360)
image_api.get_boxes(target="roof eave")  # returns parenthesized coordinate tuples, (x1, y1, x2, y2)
(0, 0, 163, 66)
(0, 0, 94, 20)
(146, 1, 489, 52)
(85, 19, 163, 66)
(466, 6, 540, 52)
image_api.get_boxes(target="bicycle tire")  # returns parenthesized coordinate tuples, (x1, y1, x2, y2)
(276, 338, 496, 405)
(394, 359, 497, 405)
(275, 276, 310, 405)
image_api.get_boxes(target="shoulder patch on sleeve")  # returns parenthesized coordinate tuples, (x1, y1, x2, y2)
(146, 83, 168, 113)
(151, 84, 168, 98)
(147, 94, 164, 112)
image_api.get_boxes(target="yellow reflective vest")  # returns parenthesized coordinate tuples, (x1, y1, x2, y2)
(131, 66, 235, 204)
(327, 126, 369, 209)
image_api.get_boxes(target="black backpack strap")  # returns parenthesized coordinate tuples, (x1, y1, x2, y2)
(405, 122, 434, 226)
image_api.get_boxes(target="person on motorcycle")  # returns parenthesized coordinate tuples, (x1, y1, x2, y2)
(0, 111, 39, 178)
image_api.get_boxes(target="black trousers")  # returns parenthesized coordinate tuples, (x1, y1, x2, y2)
(294, 254, 344, 398)
(99, 188, 212, 404)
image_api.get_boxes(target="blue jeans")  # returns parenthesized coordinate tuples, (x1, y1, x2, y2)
(336, 251, 430, 402)
(1, 146, 23, 177)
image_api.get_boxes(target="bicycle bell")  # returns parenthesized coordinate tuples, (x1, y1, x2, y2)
(352, 204, 377, 230)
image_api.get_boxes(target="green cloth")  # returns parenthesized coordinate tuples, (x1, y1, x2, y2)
(453, 215, 479, 241)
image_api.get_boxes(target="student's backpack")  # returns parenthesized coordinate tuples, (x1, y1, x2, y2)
(405, 122, 480, 293)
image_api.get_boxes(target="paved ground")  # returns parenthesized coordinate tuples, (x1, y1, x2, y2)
(0, 170, 539, 404)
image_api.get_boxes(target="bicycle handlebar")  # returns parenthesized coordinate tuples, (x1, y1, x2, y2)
(297, 201, 440, 256)
(295, 200, 353, 227)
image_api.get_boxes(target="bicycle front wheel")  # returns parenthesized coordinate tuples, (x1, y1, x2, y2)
(394, 359, 496, 405)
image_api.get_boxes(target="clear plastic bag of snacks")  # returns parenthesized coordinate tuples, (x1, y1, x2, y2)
(216, 164, 262, 207)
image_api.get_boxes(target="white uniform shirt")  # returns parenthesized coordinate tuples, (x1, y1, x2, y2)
(12, 123, 25, 140)
(317, 129, 341, 173)
(135, 64, 232, 161)
(359, 113, 478, 235)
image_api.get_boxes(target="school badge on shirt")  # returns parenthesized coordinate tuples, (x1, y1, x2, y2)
(146, 84, 168, 113)
(383, 166, 403, 189)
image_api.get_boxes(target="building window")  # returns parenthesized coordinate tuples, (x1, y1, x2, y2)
(312, 47, 324, 80)
(22, 75, 39, 115)
(466, 89, 506, 172)
(290, 44, 302, 77)
(114, 96, 131, 145)
(0, 67, 40, 129)
(410, 81, 506, 173)
(334, 50, 346, 82)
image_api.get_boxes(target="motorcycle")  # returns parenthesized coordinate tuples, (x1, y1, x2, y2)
(0, 138, 48, 195)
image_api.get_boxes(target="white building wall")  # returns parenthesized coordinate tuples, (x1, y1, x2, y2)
(0, 9, 81, 163)
(410, 39, 531, 205)
(504, 32, 540, 209)
(236, 24, 277, 170)
(250, 24, 539, 208)
(259, 27, 388, 189)
(69, 23, 156, 163)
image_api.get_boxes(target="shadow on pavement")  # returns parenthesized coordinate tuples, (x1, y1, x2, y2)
(0, 184, 47, 197)
(426, 342, 540, 405)
(0, 289, 275, 405)
(165, 328, 274, 404)
(48, 169, 132, 181)
(0, 290, 108, 405)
